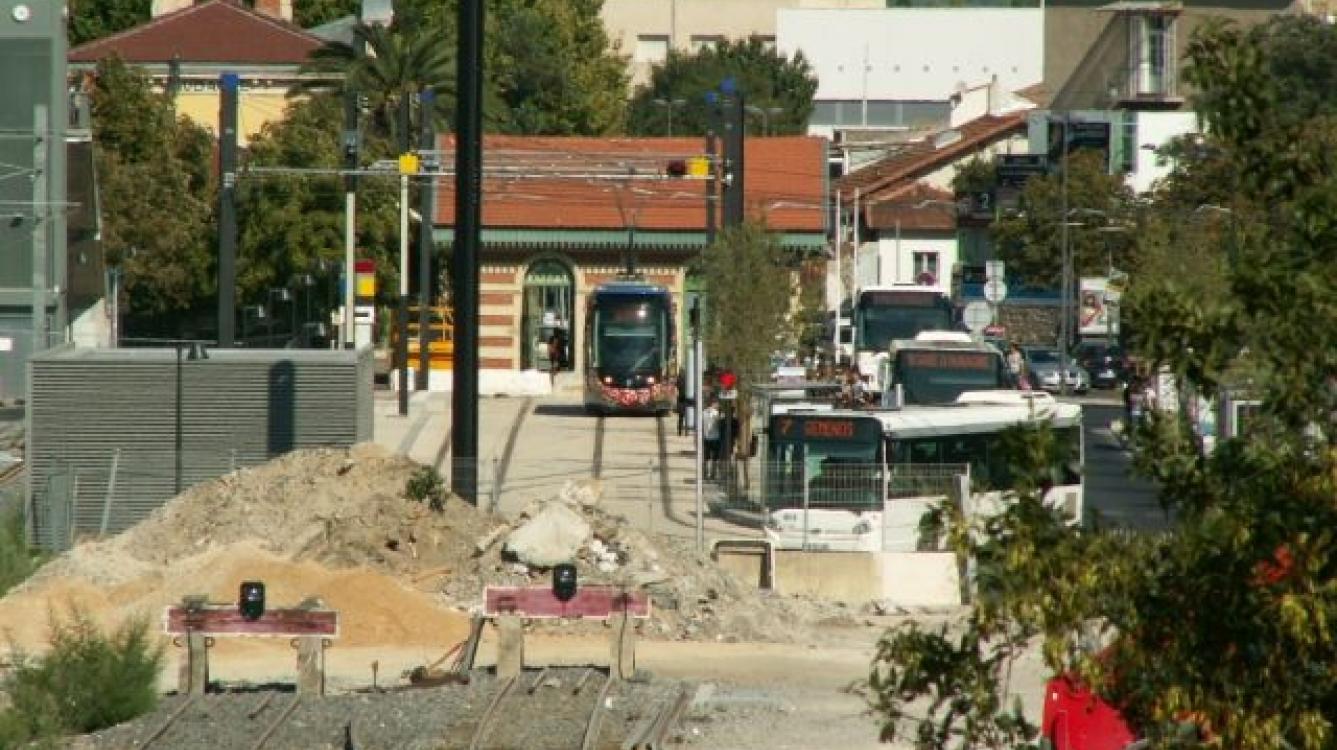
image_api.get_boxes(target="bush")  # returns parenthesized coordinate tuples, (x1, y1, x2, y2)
(0, 609, 164, 745)
(405, 466, 447, 512)
(0, 502, 44, 598)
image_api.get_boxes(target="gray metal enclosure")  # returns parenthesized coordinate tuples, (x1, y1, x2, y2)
(26, 346, 373, 549)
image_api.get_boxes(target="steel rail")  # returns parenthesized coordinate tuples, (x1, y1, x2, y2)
(139, 695, 197, 749)
(467, 675, 518, 750)
(250, 696, 301, 750)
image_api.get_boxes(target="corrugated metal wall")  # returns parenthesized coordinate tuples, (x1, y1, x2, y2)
(26, 346, 373, 549)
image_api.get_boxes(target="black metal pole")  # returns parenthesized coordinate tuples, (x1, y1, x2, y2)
(417, 87, 435, 391)
(217, 73, 239, 347)
(452, 0, 484, 502)
(705, 108, 718, 247)
(726, 92, 746, 228)
(175, 344, 183, 494)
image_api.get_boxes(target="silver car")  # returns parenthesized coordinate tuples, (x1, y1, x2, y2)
(1023, 347, 1090, 394)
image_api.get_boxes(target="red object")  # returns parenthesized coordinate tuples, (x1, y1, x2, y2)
(484, 585, 651, 620)
(355, 259, 375, 274)
(1042, 675, 1137, 750)
(163, 605, 339, 638)
(719, 371, 737, 390)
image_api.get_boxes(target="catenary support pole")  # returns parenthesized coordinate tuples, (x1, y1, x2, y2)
(694, 333, 705, 553)
(342, 21, 362, 349)
(397, 96, 411, 416)
(833, 189, 842, 364)
(417, 88, 436, 392)
(452, 0, 484, 502)
(217, 73, 239, 347)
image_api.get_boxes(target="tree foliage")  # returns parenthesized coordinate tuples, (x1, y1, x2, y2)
(991, 149, 1135, 287)
(92, 57, 216, 318)
(869, 15, 1337, 750)
(293, 0, 360, 28)
(68, 0, 150, 47)
(627, 38, 818, 137)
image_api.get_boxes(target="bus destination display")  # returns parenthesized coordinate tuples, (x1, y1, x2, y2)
(860, 291, 939, 307)
(904, 351, 993, 370)
(772, 415, 878, 442)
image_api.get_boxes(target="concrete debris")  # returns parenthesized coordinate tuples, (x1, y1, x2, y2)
(502, 501, 591, 568)
(557, 478, 603, 508)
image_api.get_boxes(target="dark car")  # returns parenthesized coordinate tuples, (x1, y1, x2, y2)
(1072, 340, 1127, 390)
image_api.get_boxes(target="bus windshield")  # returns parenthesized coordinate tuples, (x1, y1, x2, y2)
(594, 298, 666, 375)
(894, 350, 1010, 404)
(855, 291, 953, 351)
(766, 416, 882, 510)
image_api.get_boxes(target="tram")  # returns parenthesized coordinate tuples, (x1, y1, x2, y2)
(583, 280, 678, 414)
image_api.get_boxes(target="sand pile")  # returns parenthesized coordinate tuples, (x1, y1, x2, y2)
(3, 444, 839, 653)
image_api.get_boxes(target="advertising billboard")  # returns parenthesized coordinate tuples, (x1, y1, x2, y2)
(1078, 277, 1119, 337)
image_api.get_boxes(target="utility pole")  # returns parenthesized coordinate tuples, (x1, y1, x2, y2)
(704, 96, 720, 246)
(217, 73, 239, 347)
(452, 0, 485, 503)
(1058, 112, 1071, 397)
(417, 88, 436, 392)
(721, 83, 746, 229)
(397, 95, 412, 417)
(341, 11, 363, 350)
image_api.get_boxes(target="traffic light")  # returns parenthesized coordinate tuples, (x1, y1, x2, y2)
(719, 370, 737, 390)
(552, 563, 578, 602)
(665, 159, 688, 178)
(239, 581, 266, 621)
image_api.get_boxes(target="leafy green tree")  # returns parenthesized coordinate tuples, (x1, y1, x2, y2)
(293, 0, 360, 28)
(627, 37, 818, 137)
(869, 16, 1337, 750)
(92, 57, 215, 318)
(990, 149, 1134, 286)
(237, 95, 401, 316)
(292, 11, 456, 147)
(68, 0, 149, 47)
(488, 0, 628, 135)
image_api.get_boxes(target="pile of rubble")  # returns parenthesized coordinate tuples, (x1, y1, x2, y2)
(13, 444, 840, 646)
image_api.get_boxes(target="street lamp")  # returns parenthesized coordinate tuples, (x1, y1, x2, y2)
(652, 98, 687, 136)
(744, 105, 784, 135)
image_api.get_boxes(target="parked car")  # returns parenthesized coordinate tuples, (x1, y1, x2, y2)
(1072, 340, 1128, 390)
(1024, 347, 1090, 394)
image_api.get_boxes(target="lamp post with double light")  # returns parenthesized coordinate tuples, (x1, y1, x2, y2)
(744, 105, 784, 136)
(652, 97, 687, 136)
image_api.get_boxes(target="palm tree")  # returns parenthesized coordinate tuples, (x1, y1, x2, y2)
(290, 17, 456, 147)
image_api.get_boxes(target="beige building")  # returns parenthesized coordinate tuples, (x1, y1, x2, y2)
(602, 0, 880, 86)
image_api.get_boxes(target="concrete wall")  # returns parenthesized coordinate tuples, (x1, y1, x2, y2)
(873, 233, 957, 287)
(777, 8, 1044, 101)
(1044, 1, 1298, 111)
(772, 550, 961, 607)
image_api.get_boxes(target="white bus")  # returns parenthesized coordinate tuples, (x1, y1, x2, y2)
(853, 285, 956, 390)
(879, 332, 1016, 406)
(762, 391, 1084, 552)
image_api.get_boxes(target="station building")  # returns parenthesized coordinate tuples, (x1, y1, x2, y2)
(431, 136, 829, 379)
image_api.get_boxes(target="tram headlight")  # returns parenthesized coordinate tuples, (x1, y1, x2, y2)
(646, 376, 656, 385)
(602, 376, 612, 385)
(852, 520, 873, 536)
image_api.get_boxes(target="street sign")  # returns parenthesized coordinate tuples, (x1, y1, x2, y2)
(985, 260, 1005, 282)
(720, 389, 738, 401)
(996, 154, 1048, 187)
(963, 301, 992, 333)
(983, 279, 1009, 304)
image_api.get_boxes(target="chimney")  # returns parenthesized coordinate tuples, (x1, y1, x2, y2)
(150, 0, 194, 17)
(254, 0, 294, 22)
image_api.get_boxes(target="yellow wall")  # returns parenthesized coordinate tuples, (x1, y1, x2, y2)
(172, 89, 293, 146)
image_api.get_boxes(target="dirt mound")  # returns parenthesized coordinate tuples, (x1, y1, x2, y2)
(6, 444, 837, 654)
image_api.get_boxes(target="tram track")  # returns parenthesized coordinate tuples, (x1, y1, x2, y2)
(467, 670, 615, 750)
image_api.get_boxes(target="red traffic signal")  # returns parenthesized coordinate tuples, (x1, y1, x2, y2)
(719, 370, 737, 390)
(665, 159, 688, 177)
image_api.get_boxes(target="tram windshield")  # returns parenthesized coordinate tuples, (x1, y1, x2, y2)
(593, 297, 667, 375)
(855, 290, 954, 352)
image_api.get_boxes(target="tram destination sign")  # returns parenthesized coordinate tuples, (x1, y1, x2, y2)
(771, 415, 880, 442)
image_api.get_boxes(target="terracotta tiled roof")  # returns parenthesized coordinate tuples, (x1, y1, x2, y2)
(863, 183, 958, 232)
(433, 136, 827, 233)
(68, 0, 322, 65)
(834, 112, 1027, 202)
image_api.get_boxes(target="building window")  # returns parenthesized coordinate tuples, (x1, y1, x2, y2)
(1121, 113, 1138, 173)
(690, 35, 723, 54)
(809, 99, 950, 129)
(756, 35, 776, 51)
(913, 252, 940, 285)
(634, 35, 669, 64)
(1130, 13, 1176, 97)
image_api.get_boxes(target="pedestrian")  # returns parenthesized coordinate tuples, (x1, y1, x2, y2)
(1006, 342, 1028, 389)
(546, 330, 562, 385)
(675, 370, 689, 436)
(702, 399, 722, 479)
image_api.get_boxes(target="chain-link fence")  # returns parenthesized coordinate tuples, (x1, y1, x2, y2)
(32, 448, 251, 551)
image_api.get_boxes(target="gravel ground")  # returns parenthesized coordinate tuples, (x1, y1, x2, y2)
(71, 669, 689, 750)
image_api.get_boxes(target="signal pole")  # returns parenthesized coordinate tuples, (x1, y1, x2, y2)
(417, 88, 435, 391)
(452, 0, 485, 502)
(217, 73, 238, 347)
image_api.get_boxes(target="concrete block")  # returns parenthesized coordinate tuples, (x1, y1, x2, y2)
(504, 501, 591, 568)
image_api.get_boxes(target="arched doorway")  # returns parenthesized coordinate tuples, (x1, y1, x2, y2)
(521, 259, 575, 371)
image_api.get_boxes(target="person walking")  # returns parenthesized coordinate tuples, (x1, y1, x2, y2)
(1006, 342, 1028, 390)
(546, 330, 562, 386)
(675, 370, 689, 436)
(702, 398, 722, 480)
